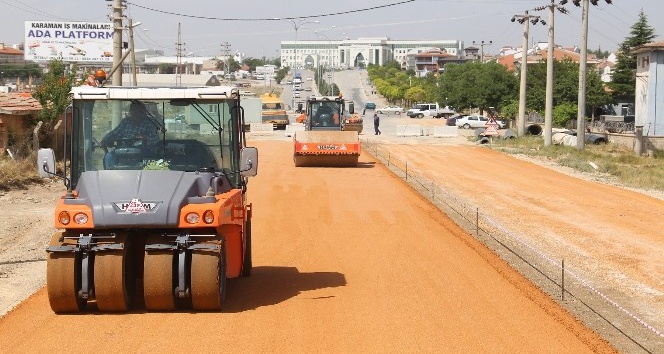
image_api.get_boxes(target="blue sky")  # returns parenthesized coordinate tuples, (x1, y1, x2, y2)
(2, 0, 660, 58)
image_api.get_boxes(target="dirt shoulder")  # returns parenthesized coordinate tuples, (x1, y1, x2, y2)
(371, 142, 664, 352)
(0, 179, 63, 317)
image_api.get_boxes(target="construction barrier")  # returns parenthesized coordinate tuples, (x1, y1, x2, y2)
(396, 125, 423, 137)
(285, 123, 305, 137)
(433, 126, 458, 138)
(249, 123, 274, 135)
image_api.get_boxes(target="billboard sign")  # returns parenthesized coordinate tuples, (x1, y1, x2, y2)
(24, 21, 114, 62)
(255, 65, 275, 75)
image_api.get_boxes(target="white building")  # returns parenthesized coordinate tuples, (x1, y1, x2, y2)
(280, 37, 464, 70)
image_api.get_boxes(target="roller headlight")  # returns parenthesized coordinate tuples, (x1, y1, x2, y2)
(203, 210, 215, 224)
(185, 212, 200, 224)
(73, 213, 88, 225)
(58, 211, 70, 225)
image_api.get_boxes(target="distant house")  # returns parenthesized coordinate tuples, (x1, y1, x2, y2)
(497, 43, 600, 72)
(0, 43, 25, 65)
(0, 93, 42, 155)
(633, 41, 664, 137)
(404, 47, 468, 76)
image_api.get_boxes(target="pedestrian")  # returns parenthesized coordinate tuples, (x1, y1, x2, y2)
(373, 113, 381, 135)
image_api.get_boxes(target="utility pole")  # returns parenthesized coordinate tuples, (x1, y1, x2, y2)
(472, 40, 493, 62)
(512, 12, 544, 136)
(220, 42, 231, 82)
(111, 0, 124, 86)
(129, 18, 137, 86)
(175, 23, 185, 86)
(535, 1, 569, 147)
(561, 0, 615, 150)
(576, 0, 589, 150)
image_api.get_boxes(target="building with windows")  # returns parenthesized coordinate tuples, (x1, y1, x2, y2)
(0, 43, 25, 65)
(280, 37, 464, 70)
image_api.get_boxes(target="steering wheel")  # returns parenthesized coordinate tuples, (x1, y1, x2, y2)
(92, 138, 106, 153)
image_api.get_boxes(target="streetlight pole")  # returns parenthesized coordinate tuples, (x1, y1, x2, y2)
(288, 19, 319, 76)
(512, 12, 544, 136)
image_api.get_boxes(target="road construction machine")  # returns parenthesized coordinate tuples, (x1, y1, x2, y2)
(293, 95, 361, 167)
(260, 93, 289, 129)
(38, 81, 258, 313)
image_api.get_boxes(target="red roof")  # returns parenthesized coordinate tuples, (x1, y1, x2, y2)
(0, 46, 23, 56)
(632, 41, 664, 54)
(0, 93, 42, 115)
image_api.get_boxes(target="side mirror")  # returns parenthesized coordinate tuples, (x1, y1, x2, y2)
(37, 148, 56, 178)
(240, 147, 258, 177)
(348, 102, 354, 114)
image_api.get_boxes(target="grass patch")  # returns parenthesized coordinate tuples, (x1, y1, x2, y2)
(493, 136, 664, 191)
(0, 156, 43, 191)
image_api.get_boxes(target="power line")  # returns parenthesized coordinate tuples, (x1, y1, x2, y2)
(0, 0, 73, 21)
(127, 0, 416, 21)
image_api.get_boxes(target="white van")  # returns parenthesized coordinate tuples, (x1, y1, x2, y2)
(407, 103, 442, 118)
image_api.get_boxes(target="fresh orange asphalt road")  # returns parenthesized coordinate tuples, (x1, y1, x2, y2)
(0, 140, 615, 353)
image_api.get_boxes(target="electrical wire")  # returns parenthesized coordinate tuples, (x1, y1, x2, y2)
(0, 0, 73, 21)
(127, 0, 416, 21)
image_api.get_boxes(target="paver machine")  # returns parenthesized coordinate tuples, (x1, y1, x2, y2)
(38, 81, 258, 313)
(292, 95, 361, 167)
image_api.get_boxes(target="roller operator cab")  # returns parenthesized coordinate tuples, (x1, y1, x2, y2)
(38, 85, 258, 313)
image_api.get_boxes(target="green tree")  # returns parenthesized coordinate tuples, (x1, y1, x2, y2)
(382, 59, 401, 70)
(500, 100, 519, 120)
(524, 58, 610, 117)
(0, 63, 42, 84)
(609, 10, 656, 101)
(158, 63, 175, 74)
(275, 66, 289, 84)
(552, 102, 577, 127)
(404, 86, 427, 103)
(243, 57, 265, 72)
(31, 59, 77, 146)
(439, 62, 518, 113)
(215, 57, 241, 73)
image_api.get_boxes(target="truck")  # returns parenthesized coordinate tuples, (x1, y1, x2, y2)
(293, 95, 361, 167)
(260, 93, 290, 129)
(293, 72, 302, 84)
(38, 76, 258, 313)
(407, 103, 445, 118)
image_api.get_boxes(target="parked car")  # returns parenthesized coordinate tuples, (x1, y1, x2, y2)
(364, 102, 376, 110)
(446, 114, 463, 126)
(376, 106, 403, 115)
(456, 115, 506, 129)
